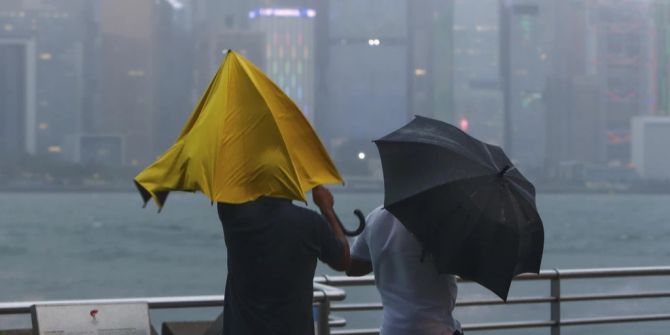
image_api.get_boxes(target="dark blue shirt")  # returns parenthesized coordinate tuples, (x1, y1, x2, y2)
(218, 197, 344, 335)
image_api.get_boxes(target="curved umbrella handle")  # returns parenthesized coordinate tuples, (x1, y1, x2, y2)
(334, 209, 366, 236)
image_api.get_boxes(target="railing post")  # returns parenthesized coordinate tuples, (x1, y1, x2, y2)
(551, 268, 561, 335)
(315, 300, 331, 335)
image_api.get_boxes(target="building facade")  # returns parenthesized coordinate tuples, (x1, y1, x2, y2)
(500, 0, 550, 176)
(0, 0, 96, 162)
(588, 0, 654, 165)
(453, 0, 502, 145)
(97, 0, 156, 166)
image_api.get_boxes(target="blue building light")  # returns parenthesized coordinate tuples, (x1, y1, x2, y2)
(248, 8, 316, 19)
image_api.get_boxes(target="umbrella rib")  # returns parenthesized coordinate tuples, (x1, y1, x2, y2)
(233, 54, 305, 196)
(376, 138, 496, 173)
(386, 173, 497, 207)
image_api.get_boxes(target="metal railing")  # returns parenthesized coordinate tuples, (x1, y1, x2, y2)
(314, 266, 670, 335)
(2, 267, 670, 334)
(0, 283, 346, 335)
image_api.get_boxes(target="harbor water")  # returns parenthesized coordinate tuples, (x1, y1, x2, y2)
(1, 191, 670, 333)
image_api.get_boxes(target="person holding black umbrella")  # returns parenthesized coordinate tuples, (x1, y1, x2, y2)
(347, 206, 463, 335)
(347, 116, 544, 334)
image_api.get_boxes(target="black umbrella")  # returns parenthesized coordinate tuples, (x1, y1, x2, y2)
(374, 116, 544, 300)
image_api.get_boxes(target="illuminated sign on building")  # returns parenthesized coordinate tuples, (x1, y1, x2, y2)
(248, 8, 316, 19)
(249, 7, 316, 121)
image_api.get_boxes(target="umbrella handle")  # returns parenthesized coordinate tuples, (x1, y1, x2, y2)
(334, 209, 366, 236)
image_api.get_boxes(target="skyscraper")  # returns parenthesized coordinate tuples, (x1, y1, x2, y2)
(453, 0, 502, 145)
(543, 0, 604, 177)
(248, 6, 317, 121)
(654, 0, 670, 116)
(97, 0, 155, 166)
(588, 0, 654, 164)
(0, 39, 33, 160)
(0, 0, 96, 162)
(431, 0, 456, 123)
(500, 0, 550, 175)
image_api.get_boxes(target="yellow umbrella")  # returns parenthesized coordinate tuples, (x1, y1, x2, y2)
(134, 50, 343, 209)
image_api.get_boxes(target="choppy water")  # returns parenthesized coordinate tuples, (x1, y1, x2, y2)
(1, 191, 670, 333)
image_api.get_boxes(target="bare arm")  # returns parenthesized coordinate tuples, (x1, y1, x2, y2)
(312, 186, 351, 271)
(346, 258, 372, 276)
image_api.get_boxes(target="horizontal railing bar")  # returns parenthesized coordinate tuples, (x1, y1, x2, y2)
(335, 314, 670, 334)
(560, 313, 670, 326)
(329, 316, 347, 328)
(464, 320, 556, 331)
(0, 284, 346, 315)
(331, 303, 381, 312)
(553, 266, 670, 279)
(331, 320, 557, 334)
(334, 313, 670, 334)
(314, 275, 375, 286)
(331, 329, 379, 335)
(561, 291, 670, 302)
(316, 266, 670, 286)
(313, 283, 347, 302)
(458, 295, 554, 306)
(332, 296, 556, 312)
(332, 290, 670, 312)
(0, 296, 226, 315)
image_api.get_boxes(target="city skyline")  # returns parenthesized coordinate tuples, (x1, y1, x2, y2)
(1, 0, 670, 183)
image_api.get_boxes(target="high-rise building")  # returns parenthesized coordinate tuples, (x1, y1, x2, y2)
(654, 0, 670, 116)
(318, 0, 410, 174)
(587, 0, 654, 164)
(500, 0, 550, 175)
(153, 0, 196, 155)
(248, 6, 317, 121)
(431, 0, 455, 123)
(97, 0, 156, 166)
(543, 0, 604, 177)
(0, 40, 34, 160)
(453, 0, 502, 145)
(0, 0, 95, 162)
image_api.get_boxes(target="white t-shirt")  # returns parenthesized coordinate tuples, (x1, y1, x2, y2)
(351, 206, 461, 335)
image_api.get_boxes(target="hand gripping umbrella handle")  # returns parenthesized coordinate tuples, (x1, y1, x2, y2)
(334, 209, 366, 236)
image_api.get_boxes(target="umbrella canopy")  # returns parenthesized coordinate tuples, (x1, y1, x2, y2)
(134, 50, 343, 209)
(375, 116, 544, 300)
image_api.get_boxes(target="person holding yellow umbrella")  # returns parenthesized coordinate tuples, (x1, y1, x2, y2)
(134, 51, 357, 334)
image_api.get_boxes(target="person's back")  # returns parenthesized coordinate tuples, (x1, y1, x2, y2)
(218, 187, 348, 335)
(349, 206, 461, 335)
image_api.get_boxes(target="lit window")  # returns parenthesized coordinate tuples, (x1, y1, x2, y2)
(415, 68, 427, 76)
(39, 53, 52, 60)
(38, 123, 49, 130)
(48, 146, 62, 153)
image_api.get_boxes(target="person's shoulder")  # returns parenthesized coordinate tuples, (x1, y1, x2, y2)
(367, 205, 395, 225)
(284, 203, 324, 222)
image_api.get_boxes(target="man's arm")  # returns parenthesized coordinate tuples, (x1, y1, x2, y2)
(346, 258, 372, 276)
(312, 185, 350, 271)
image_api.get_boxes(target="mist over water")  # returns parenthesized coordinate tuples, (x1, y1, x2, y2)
(1, 191, 669, 333)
